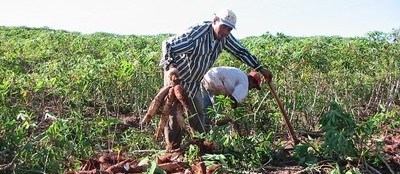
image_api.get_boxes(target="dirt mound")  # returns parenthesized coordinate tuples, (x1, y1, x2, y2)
(383, 134, 400, 167)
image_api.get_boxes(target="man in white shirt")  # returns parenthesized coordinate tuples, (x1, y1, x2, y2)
(201, 66, 262, 117)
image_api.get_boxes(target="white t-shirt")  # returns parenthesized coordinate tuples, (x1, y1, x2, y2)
(202, 67, 248, 103)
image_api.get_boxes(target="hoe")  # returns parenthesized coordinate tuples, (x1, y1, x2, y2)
(268, 82, 300, 145)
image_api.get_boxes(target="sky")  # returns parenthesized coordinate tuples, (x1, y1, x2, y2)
(1, 0, 399, 39)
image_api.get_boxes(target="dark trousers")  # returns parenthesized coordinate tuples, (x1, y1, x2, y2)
(163, 71, 206, 150)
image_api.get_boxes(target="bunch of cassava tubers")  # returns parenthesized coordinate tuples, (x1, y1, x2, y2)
(140, 72, 191, 140)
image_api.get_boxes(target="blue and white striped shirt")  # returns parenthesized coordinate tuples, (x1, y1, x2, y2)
(160, 21, 263, 97)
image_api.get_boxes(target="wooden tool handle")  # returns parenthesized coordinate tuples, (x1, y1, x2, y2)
(268, 82, 299, 145)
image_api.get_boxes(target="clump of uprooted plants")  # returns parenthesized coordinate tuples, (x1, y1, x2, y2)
(140, 70, 195, 150)
(65, 138, 223, 174)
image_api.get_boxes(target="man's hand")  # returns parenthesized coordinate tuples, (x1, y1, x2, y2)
(228, 95, 239, 109)
(231, 102, 239, 109)
(167, 67, 180, 84)
(259, 68, 273, 84)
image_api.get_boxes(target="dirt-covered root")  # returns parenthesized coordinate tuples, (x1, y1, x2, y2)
(65, 139, 222, 174)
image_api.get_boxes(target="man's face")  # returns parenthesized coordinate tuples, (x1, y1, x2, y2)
(249, 77, 261, 90)
(213, 19, 233, 40)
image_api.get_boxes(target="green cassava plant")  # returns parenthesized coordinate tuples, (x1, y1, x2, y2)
(1, 26, 399, 173)
(319, 101, 358, 160)
(205, 95, 273, 169)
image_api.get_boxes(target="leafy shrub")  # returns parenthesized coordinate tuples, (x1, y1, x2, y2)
(319, 101, 358, 160)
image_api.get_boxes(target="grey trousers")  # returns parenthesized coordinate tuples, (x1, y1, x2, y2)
(163, 71, 206, 150)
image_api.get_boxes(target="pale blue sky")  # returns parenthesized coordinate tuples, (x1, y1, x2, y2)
(1, 0, 399, 38)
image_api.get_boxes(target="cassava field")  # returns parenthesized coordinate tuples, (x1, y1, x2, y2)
(0, 26, 399, 174)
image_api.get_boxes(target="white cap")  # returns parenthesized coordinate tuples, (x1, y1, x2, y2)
(214, 9, 237, 29)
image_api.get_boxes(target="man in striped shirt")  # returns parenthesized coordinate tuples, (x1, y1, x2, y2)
(159, 9, 273, 150)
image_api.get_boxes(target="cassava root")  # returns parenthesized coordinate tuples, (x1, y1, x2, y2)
(141, 85, 172, 124)
(141, 74, 191, 142)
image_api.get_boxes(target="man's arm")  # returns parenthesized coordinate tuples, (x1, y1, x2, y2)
(224, 34, 263, 71)
(224, 35, 273, 84)
(160, 37, 194, 70)
(160, 23, 209, 70)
